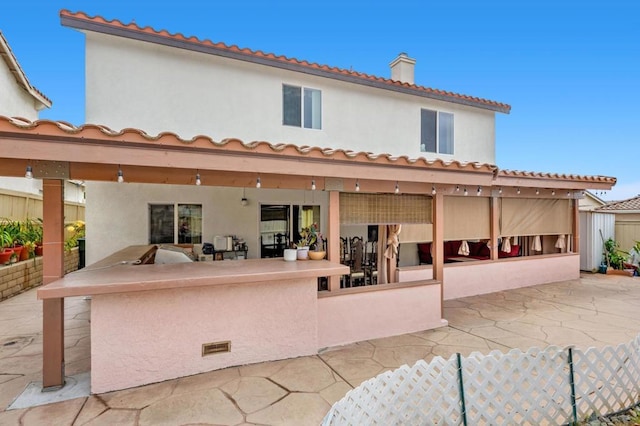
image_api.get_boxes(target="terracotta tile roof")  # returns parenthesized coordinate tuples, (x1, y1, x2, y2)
(0, 31, 52, 109)
(0, 116, 497, 173)
(59, 10, 511, 114)
(598, 195, 640, 211)
(498, 169, 617, 185)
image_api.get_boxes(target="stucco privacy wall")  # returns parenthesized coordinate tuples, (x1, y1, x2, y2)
(90, 277, 317, 393)
(443, 254, 580, 300)
(84, 33, 496, 164)
(317, 283, 446, 349)
(86, 182, 328, 265)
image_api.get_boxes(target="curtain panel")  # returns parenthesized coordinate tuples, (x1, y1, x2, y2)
(501, 198, 572, 237)
(443, 196, 491, 240)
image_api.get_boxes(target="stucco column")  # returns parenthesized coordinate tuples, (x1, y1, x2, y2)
(327, 191, 341, 291)
(42, 179, 65, 390)
(490, 196, 500, 260)
(572, 198, 580, 253)
(432, 193, 445, 316)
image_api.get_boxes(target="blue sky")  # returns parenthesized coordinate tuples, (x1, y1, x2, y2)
(2, 1, 638, 200)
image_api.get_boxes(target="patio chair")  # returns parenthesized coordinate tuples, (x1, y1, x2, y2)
(349, 237, 365, 286)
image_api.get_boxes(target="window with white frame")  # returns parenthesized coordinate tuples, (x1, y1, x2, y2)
(420, 109, 454, 155)
(149, 203, 202, 244)
(283, 84, 322, 129)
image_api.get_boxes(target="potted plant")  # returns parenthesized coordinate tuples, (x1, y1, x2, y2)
(296, 224, 318, 260)
(308, 231, 326, 260)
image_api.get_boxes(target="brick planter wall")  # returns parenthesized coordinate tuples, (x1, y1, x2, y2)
(0, 247, 80, 301)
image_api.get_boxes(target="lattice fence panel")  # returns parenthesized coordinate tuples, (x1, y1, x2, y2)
(463, 347, 572, 425)
(574, 335, 640, 418)
(322, 357, 461, 425)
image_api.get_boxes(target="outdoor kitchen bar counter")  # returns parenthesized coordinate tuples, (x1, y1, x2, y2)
(37, 245, 349, 394)
(37, 245, 347, 299)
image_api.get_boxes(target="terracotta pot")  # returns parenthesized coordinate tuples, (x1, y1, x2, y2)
(35, 244, 43, 256)
(11, 246, 23, 261)
(308, 251, 326, 260)
(19, 246, 30, 261)
(0, 249, 12, 265)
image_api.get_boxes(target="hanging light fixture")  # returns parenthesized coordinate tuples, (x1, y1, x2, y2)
(195, 170, 201, 186)
(516, 187, 521, 195)
(567, 191, 571, 197)
(463, 187, 468, 196)
(476, 186, 482, 196)
(431, 185, 436, 195)
(25, 165, 33, 179)
(499, 187, 503, 195)
(455, 185, 460, 192)
(394, 182, 400, 194)
(311, 179, 316, 191)
(117, 166, 124, 183)
(535, 188, 539, 195)
(552, 189, 556, 196)
(241, 187, 248, 207)
(256, 176, 261, 189)
(355, 180, 360, 192)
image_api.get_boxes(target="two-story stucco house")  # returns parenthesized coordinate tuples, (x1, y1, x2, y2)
(0, 11, 616, 393)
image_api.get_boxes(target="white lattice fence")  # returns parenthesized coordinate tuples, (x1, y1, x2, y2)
(322, 335, 640, 425)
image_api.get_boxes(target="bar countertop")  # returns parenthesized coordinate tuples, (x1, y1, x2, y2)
(38, 246, 348, 299)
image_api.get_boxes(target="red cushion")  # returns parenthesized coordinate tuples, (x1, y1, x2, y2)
(417, 243, 432, 264)
(477, 243, 491, 258)
(445, 241, 462, 257)
(499, 244, 520, 258)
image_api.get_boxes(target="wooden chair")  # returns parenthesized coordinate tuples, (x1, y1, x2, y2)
(349, 237, 365, 286)
(364, 241, 378, 285)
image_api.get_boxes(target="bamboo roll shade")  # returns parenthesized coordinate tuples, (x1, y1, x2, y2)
(340, 193, 432, 225)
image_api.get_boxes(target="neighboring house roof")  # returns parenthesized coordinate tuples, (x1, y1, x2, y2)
(60, 10, 511, 114)
(598, 195, 640, 212)
(497, 169, 616, 186)
(0, 31, 52, 110)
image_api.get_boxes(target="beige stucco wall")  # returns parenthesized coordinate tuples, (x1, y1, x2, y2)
(0, 59, 38, 120)
(85, 33, 496, 164)
(85, 181, 328, 265)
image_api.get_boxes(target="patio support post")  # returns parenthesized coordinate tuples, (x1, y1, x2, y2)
(42, 179, 65, 390)
(572, 198, 579, 253)
(432, 193, 445, 316)
(490, 196, 499, 260)
(327, 191, 341, 291)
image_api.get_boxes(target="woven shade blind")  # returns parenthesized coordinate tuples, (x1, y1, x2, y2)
(444, 196, 491, 240)
(400, 224, 433, 243)
(340, 193, 432, 225)
(501, 198, 571, 236)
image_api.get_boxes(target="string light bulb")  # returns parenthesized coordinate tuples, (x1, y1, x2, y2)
(535, 188, 539, 195)
(516, 188, 521, 195)
(117, 166, 124, 183)
(25, 165, 33, 179)
(499, 187, 503, 195)
(311, 179, 316, 191)
(552, 190, 556, 196)
(431, 185, 436, 195)
(256, 176, 261, 189)
(463, 187, 468, 196)
(355, 180, 360, 192)
(477, 186, 482, 196)
(394, 182, 400, 194)
(455, 185, 460, 192)
(195, 171, 201, 186)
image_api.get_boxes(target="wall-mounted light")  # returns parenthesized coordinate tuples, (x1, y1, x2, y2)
(117, 166, 124, 183)
(195, 171, 201, 186)
(355, 180, 360, 192)
(256, 176, 261, 189)
(431, 185, 436, 195)
(463, 187, 468, 196)
(394, 182, 400, 194)
(311, 179, 316, 191)
(241, 187, 248, 207)
(25, 165, 33, 179)
(476, 186, 482, 196)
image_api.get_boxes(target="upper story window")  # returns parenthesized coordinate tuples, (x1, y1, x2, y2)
(283, 84, 322, 129)
(420, 109, 454, 155)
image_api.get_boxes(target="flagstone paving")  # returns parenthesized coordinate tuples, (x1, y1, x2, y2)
(0, 273, 639, 425)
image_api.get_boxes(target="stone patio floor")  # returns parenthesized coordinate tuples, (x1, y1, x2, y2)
(1, 273, 639, 425)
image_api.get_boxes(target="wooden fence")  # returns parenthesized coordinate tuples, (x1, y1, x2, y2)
(0, 189, 84, 222)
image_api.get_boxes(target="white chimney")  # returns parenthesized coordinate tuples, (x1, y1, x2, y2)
(389, 52, 416, 84)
